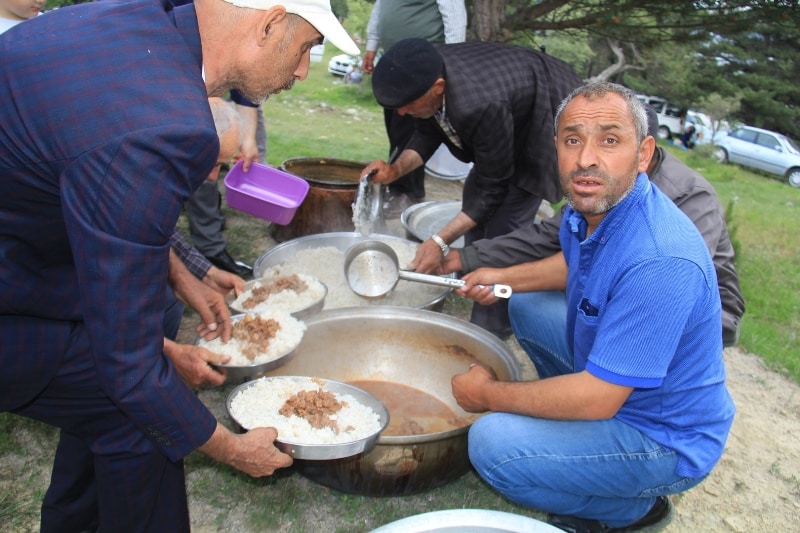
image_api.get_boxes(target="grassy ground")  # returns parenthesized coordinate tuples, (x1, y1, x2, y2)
(1, 48, 798, 531)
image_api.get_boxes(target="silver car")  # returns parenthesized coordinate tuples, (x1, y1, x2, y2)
(714, 125, 800, 187)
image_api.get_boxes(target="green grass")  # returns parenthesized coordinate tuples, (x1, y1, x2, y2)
(262, 47, 800, 382)
(668, 144, 800, 378)
(2, 47, 799, 533)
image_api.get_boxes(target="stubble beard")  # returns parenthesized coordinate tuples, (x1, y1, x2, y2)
(562, 158, 640, 216)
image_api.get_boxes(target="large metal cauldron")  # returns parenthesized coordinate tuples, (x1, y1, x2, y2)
(263, 307, 523, 496)
(272, 157, 365, 242)
(253, 232, 452, 312)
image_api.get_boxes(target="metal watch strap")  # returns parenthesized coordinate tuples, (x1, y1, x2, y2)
(430, 234, 450, 256)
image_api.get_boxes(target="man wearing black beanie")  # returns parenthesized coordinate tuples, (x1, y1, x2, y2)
(364, 38, 583, 336)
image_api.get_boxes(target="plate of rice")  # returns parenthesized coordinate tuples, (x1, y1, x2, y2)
(196, 311, 306, 382)
(226, 273, 327, 320)
(226, 376, 390, 460)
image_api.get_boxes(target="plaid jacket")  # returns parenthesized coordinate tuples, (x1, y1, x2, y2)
(406, 41, 583, 223)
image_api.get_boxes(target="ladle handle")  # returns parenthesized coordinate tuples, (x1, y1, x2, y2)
(398, 270, 467, 289)
(396, 271, 512, 298)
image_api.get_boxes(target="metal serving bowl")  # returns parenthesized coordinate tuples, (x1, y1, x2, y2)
(261, 306, 523, 495)
(370, 509, 561, 533)
(253, 232, 452, 312)
(225, 276, 327, 320)
(195, 313, 302, 383)
(226, 376, 390, 460)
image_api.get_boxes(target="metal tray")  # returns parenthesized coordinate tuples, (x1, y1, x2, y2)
(401, 200, 465, 248)
(226, 376, 389, 460)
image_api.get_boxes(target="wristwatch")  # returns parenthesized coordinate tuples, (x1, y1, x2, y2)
(430, 234, 450, 257)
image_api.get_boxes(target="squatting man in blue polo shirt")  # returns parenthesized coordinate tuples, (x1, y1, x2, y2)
(451, 82, 735, 532)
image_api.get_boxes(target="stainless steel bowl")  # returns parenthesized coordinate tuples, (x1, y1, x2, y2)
(195, 313, 301, 383)
(262, 306, 523, 495)
(253, 232, 452, 312)
(400, 200, 465, 248)
(370, 509, 561, 533)
(225, 277, 327, 320)
(226, 376, 390, 460)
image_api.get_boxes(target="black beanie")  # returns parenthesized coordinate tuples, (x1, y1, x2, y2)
(372, 38, 444, 109)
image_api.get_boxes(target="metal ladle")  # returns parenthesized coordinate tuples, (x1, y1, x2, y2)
(343, 240, 512, 299)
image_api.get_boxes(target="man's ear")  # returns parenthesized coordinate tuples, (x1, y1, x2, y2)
(431, 78, 446, 97)
(639, 135, 656, 173)
(256, 6, 288, 47)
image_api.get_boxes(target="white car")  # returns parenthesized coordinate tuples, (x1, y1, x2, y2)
(328, 53, 359, 76)
(636, 94, 684, 140)
(714, 125, 800, 187)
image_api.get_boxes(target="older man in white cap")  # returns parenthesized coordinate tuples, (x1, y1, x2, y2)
(0, 0, 356, 531)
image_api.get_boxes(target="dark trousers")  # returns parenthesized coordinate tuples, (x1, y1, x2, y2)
(28, 293, 190, 533)
(384, 108, 426, 199)
(467, 185, 542, 334)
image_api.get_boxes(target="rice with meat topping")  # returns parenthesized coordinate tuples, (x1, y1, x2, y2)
(230, 273, 325, 314)
(228, 377, 383, 444)
(198, 310, 305, 366)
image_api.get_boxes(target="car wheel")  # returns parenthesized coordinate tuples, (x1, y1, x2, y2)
(658, 126, 671, 140)
(713, 147, 729, 164)
(786, 168, 800, 188)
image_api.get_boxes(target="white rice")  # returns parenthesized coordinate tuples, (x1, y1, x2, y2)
(198, 310, 306, 366)
(228, 377, 383, 444)
(230, 273, 325, 314)
(260, 241, 444, 308)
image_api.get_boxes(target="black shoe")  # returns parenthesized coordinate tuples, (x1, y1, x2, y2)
(607, 496, 673, 532)
(206, 249, 253, 277)
(548, 496, 673, 533)
(383, 192, 424, 218)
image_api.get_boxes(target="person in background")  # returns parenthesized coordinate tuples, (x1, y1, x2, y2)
(442, 103, 745, 347)
(364, 38, 584, 337)
(451, 82, 735, 532)
(0, 0, 359, 530)
(0, 0, 43, 33)
(361, 0, 467, 216)
(679, 123, 697, 149)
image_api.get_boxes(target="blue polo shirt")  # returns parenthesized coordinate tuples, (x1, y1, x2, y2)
(560, 173, 735, 478)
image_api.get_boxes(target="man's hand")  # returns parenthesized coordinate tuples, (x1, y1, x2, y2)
(361, 50, 377, 74)
(163, 338, 228, 388)
(199, 424, 293, 477)
(455, 268, 507, 306)
(451, 363, 497, 413)
(203, 266, 245, 297)
(169, 250, 233, 342)
(235, 104, 261, 171)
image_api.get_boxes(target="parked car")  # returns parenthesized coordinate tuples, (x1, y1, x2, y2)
(714, 125, 800, 187)
(636, 94, 684, 140)
(328, 53, 359, 76)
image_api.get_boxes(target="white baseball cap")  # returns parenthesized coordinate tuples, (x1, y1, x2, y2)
(220, 0, 359, 56)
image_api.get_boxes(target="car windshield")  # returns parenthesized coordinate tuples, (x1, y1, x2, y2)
(781, 134, 800, 154)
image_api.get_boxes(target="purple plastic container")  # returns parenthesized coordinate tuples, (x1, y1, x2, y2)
(224, 161, 310, 225)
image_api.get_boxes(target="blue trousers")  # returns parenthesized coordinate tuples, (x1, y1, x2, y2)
(467, 291, 704, 527)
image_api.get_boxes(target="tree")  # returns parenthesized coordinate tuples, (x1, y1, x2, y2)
(697, 93, 742, 142)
